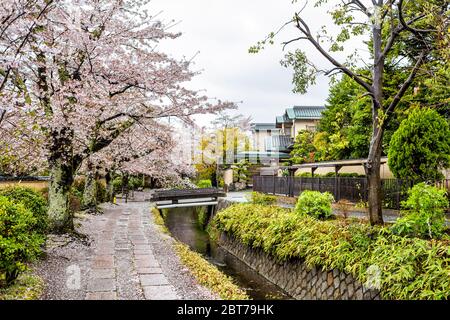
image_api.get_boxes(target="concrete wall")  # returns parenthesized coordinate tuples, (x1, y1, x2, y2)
(218, 232, 380, 300)
(294, 162, 394, 179)
(253, 130, 277, 152)
(292, 119, 320, 137)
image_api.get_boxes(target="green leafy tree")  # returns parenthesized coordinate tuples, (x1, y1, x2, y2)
(316, 73, 411, 161)
(195, 113, 252, 187)
(251, 0, 449, 224)
(317, 75, 365, 160)
(388, 108, 450, 181)
(290, 130, 316, 164)
(392, 183, 449, 239)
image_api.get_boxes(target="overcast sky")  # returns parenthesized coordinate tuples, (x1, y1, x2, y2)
(150, 0, 357, 127)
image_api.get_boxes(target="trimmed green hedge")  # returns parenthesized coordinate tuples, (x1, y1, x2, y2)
(249, 191, 277, 205)
(0, 187, 48, 234)
(212, 203, 450, 300)
(294, 190, 334, 220)
(0, 196, 44, 286)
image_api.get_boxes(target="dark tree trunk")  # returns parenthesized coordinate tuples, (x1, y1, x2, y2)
(365, 134, 384, 225)
(122, 173, 129, 203)
(366, 9, 385, 225)
(105, 171, 114, 203)
(47, 128, 76, 232)
(83, 159, 97, 211)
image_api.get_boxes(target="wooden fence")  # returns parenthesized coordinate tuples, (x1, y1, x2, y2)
(253, 176, 450, 210)
(0, 176, 50, 190)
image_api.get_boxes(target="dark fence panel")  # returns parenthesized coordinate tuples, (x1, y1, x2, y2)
(0, 176, 51, 181)
(253, 176, 450, 210)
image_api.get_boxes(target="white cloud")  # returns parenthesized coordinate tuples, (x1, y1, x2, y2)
(150, 0, 365, 126)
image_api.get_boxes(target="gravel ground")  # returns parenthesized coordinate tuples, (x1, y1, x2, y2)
(33, 220, 96, 300)
(33, 194, 217, 300)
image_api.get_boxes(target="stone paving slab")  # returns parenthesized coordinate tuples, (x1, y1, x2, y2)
(140, 274, 170, 286)
(86, 292, 117, 300)
(135, 259, 159, 268)
(87, 278, 116, 292)
(92, 259, 114, 269)
(143, 285, 179, 300)
(90, 268, 115, 279)
(137, 267, 164, 274)
(60, 198, 218, 301)
(133, 249, 153, 255)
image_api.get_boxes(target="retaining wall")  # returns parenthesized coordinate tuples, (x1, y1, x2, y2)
(214, 199, 380, 300)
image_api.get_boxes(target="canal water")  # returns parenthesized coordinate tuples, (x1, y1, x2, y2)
(163, 206, 291, 300)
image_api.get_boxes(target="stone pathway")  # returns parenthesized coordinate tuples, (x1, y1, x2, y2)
(85, 202, 179, 300)
(35, 195, 216, 300)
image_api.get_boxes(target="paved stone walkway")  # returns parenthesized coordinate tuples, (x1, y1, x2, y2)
(85, 202, 179, 300)
(36, 195, 216, 300)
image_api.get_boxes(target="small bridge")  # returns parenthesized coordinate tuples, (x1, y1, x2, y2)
(149, 188, 227, 209)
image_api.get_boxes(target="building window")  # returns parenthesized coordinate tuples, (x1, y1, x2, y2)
(306, 125, 317, 132)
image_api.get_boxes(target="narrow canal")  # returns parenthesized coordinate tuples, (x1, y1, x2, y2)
(162, 206, 291, 300)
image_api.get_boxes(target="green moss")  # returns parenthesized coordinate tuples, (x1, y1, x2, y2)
(197, 207, 208, 228)
(174, 243, 249, 300)
(0, 271, 44, 300)
(212, 203, 450, 300)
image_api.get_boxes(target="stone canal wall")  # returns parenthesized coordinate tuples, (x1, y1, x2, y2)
(214, 199, 380, 300)
(217, 233, 380, 300)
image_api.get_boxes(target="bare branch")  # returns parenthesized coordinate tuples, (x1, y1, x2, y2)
(343, 0, 373, 17)
(293, 13, 373, 94)
(398, 0, 437, 34)
(281, 36, 308, 50)
(0, 109, 6, 126)
(380, 12, 426, 63)
(384, 50, 427, 120)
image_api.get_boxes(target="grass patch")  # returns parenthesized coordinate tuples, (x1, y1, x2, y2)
(173, 242, 249, 300)
(212, 203, 450, 300)
(0, 271, 44, 300)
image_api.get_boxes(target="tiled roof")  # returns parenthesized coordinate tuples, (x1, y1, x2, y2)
(286, 106, 325, 120)
(276, 114, 290, 124)
(265, 135, 293, 152)
(251, 123, 278, 131)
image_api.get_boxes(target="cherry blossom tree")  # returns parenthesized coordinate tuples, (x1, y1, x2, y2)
(83, 119, 174, 209)
(1, 0, 233, 232)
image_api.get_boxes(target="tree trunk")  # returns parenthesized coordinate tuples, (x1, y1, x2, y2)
(47, 127, 79, 232)
(365, 136, 384, 225)
(105, 171, 114, 203)
(82, 159, 97, 211)
(122, 173, 129, 203)
(366, 9, 385, 225)
(48, 159, 74, 232)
